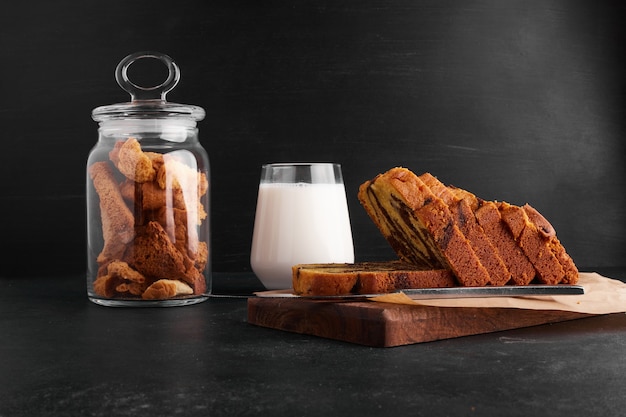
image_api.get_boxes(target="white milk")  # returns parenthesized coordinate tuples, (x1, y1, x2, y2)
(250, 182, 354, 289)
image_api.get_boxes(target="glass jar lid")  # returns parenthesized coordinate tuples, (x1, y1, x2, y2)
(92, 51, 205, 123)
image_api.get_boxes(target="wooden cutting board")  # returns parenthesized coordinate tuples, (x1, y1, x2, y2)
(247, 297, 594, 347)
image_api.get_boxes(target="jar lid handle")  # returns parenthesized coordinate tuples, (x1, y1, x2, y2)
(115, 51, 180, 101)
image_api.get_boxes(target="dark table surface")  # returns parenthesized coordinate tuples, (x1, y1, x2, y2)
(2, 268, 626, 417)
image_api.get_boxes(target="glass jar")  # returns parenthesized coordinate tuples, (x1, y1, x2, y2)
(86, 51, 210, 306)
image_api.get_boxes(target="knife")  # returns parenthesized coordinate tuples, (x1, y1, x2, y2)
(254, 284, 585, 300)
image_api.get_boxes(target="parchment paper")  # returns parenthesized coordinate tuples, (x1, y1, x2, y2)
(372, 272, 626, 314)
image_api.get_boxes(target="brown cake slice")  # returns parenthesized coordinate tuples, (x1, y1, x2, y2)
(419, 173, 511, 286)
(292, 261, 455, 296)
(522, 204, 579, 284)
(444, 183, 537, 284)
(142, 279, 194, 300)
(498, 202, 568, 285)
(109, 138, 157, 183)
(124, 221, 207, 295)
(358, 167, 491, 286)
(474, 200, 536, 285)
(88, 161, 135, 264)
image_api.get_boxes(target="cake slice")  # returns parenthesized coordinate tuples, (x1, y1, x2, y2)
(109, 137, 157, 183)
(358, 167, 491, 286)
(434, 185, 535, 284)
(522, 204, 579, 284)
(498, 202, 568, 285)
(292, 261, 455, 296)
(419, 173, 511, 286)
(124, 221, 207, 295)
(89, 161, 135, 264)
(474, 200, 536, 285)
(142, 279, 194, 300)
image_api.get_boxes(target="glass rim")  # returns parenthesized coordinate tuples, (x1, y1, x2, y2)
(259, 162, 343, 184)
(262, 162, 341, 168)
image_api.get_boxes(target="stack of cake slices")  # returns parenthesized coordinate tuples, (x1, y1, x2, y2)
(292, 167, 578, 296)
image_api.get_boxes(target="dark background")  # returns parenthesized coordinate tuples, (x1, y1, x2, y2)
(1, 0, 624, 278)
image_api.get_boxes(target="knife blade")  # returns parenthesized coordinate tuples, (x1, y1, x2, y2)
(254, 284, 585, 300)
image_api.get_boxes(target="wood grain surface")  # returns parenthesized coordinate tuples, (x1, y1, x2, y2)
(247, 297, 594, 347)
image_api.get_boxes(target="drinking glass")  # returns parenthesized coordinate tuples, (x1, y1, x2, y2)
(250, 163, 355, 290)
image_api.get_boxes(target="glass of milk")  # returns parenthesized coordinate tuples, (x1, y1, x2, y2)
(250, 163, 355, 290)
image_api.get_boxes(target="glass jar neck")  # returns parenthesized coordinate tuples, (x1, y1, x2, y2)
(98, 119, 198, 143)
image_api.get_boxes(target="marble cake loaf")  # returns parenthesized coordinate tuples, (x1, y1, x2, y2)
(357, 167, 578, 287)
